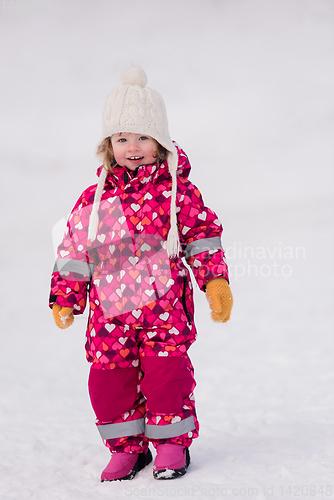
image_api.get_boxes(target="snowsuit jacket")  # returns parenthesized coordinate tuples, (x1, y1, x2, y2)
(49, 144, 229, 369)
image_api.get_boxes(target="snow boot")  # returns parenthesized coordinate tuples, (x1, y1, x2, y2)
(101, 448, 152, 481)
(153, 444, 190, 480)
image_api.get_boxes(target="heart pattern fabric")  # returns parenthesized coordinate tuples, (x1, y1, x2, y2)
(50, 143, 229, 368)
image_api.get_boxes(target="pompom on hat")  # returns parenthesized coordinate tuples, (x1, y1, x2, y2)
(88, 65, 180, 258)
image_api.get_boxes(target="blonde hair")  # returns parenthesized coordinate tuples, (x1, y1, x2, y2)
(96, 136, 115, 172)
(96, 136, 168, 173)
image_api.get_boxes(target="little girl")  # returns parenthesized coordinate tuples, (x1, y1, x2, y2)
(49, 66, 233, 481)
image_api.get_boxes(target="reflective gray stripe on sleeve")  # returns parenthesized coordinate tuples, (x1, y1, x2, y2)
(97, 418, 145, 439)
(183, 237, 222, 259)
(53, 258, 95, 278)
(145, 416, 195, 439)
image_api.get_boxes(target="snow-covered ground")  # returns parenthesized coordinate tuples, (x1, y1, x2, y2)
(0, 1, 333, 499)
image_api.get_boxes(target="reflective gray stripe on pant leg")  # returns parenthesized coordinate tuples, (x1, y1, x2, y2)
(53, 258, 95, 279)
(183, 237, 222, 259)
(145, 416, 195, 439)
(97, 418, 145, 439)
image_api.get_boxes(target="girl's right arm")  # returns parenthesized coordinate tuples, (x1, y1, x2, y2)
(49, 187, 97, 319)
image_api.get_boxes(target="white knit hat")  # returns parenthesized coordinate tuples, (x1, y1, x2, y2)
(88, 66, 180, 258)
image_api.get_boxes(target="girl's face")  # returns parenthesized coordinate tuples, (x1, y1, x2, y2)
(111, 132, 159, 171)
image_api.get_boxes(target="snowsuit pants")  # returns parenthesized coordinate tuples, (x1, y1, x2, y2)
(88, 324, 199, 454)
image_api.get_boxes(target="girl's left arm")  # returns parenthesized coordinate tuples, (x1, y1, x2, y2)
(178, 181, 229, 291)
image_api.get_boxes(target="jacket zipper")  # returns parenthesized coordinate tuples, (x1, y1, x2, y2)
(182, 276, 192, 326)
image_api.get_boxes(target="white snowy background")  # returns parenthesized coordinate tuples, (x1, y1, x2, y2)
(0, 0, 333, 499)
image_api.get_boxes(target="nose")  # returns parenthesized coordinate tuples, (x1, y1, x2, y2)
(127, 140, 140, 151)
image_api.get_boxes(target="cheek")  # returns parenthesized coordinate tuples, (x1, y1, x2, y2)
(148, 144, 158, 157)
(148, 150, 157, 160)
(112, 145, 123, 161)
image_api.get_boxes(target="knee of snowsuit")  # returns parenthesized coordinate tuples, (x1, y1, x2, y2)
(88, 366, 139, 422)
(140, 355, 195, 414)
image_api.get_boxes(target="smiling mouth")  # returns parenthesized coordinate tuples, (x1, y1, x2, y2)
(128, 156, 144, 161)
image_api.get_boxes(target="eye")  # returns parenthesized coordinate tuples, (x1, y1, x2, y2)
(139, 136, 148, 141)
(118, 138, 127, 143)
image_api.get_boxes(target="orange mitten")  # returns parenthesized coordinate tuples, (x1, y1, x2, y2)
(205, 277, 233, 323)
(52, 304, 74, 329)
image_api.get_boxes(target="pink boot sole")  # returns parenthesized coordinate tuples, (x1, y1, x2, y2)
(153, 444, 190, 480)
(101, 449, 152, 481)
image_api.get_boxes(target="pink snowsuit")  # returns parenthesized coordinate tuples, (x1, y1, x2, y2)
(49, 144, 229, 453)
